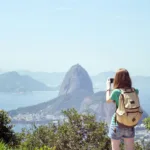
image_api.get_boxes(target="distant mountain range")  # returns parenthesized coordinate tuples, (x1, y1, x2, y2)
(16, 70, 150, 104)
(1, 69, 150, 101)
(9, 64, 149, 124)
(17, 70, 150, 91)
(0, 71, 56, 92)
(0, 65, 149, 121)
(18, 70, 65, 87)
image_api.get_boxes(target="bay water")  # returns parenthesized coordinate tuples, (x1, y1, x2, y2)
(0, 91, 58, 132)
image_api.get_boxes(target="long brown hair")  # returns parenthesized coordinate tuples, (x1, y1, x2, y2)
(113, 68, 132, 89)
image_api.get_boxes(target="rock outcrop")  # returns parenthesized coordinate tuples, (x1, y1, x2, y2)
(59, 64, 93, 96)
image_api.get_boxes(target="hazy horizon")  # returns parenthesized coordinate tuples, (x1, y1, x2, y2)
(0, 0, 150, 76)
(1, 67, 150, 77)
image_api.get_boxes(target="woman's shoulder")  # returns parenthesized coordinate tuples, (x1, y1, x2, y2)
(134, 88, 139, 94)
(112, 88, 139, 94)
(113, 88, 139, 94)
(111, 89, 121, 95)
(110, 89, 121, 101)
(112, 89, 121, 92)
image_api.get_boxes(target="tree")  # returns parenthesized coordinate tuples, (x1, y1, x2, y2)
(19, 110, 150, 150)
(143, 117, 150, 131)
(20, 108, 111, 150)
(141, 117, 150, 150)
(0, 110, 20, 147)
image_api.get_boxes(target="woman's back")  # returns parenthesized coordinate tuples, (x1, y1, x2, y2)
(106, 68, 140, 150)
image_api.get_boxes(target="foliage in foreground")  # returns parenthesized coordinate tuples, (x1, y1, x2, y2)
(20, 108, 111, 150)
(143, 117, 150, 131)
(0, 141, 56, 150)
(0, 109, 150, 149)
(18, 109, 150, 150)
(0, 110, 20, 147)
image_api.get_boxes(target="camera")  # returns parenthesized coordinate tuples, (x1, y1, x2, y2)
(109, 78, 114, 83)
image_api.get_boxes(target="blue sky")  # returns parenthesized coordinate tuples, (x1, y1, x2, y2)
(0, 0, 150, 75)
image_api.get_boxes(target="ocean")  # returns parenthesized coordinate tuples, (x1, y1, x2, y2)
(0, 91, 58, 111)
(0, 91, 58, 132)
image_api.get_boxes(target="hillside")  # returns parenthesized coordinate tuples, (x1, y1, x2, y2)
(9, 90, 148, 124)
(8, 65, 148, 124)
(0, 71, 52, 92)
(17, 70, 150, 114)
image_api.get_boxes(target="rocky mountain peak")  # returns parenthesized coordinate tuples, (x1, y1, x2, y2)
(59, 64, 93, 96)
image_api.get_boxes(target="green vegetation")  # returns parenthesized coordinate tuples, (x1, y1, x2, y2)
(0, 109, 150, 149)
(19, 108, 111, 150)
(141, 117, 150, 150)
(0, 142, 56, 150)
(143, 117, 150, 130)
(0, 110, 20, 147)
(131, 116, 150, 150)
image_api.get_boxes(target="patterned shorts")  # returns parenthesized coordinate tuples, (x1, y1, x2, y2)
(108, 125, 135, 140)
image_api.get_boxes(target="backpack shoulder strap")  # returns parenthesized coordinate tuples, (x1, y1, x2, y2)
(119, 88, 126, 94)
(114, 89, 124, 124)
(131, 87, 138, 95)
(120, 88, 135, 93)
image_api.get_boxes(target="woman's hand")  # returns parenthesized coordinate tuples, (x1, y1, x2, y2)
(106, 79, 113, 103)
(106, 78, 111, 90)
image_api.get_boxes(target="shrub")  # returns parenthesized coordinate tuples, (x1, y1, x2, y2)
(0, 110, 21, 147)
(20, 108, 111, 150)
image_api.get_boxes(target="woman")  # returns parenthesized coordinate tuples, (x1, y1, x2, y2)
(106, 68, 139, 150)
